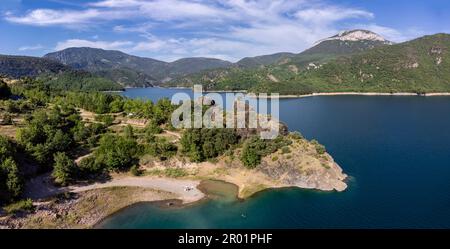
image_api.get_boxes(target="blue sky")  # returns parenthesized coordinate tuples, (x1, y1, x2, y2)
(0, 0, 449, 62)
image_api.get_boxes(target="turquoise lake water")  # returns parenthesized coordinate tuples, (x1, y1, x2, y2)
(98, 88, 450, 228)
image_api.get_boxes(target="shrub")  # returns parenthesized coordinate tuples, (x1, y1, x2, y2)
(145, 120, 163, 135)
(164, 168, 187, 178)
(4, 199, 34, 214)
(130, 165, 142, 176)
(0, 135, 15, 161)
(145, 133, 156, 143)
(1, 113, 13, 125)
(145, 138, 178, 160)
(321, 163, 331, 169)
(316, 144, 326, 154)
(152, 98, 174, 125)
(1, 158, 22, 198)
(109, 99, 124, 113)
(94, 134, 139, 171)
(240, 144, 261, 169)
(311, 139, 326, 154)
(0, 137, 23, 200)
(123, 99, 153, 118)
(0, 80, 12, 100)
(89, 123, 107, 135)
(78, 156, 104, 177)
(281, 146, 291, 154)
(95, 114, 114, 126)
(87, 136, 98, 148)
(289, 131, 304, 140)
(52, 152, 76, 186)
(123, 125, 135, 139)
(165, 122, 176, 131)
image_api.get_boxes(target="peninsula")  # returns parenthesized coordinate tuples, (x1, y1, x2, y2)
(0, 77, 346, 229)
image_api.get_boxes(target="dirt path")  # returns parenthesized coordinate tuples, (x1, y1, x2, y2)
(160, 130, 182, 142)
(24, 174, 204, 203)
(164, 130, 181, 138)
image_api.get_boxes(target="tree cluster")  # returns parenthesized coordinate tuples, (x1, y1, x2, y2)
(180, 128, 239, 162)
(240, 136, 292, 169)
(0, 136, 23, 203)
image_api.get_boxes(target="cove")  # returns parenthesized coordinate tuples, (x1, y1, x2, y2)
(98, 89, 450, 228)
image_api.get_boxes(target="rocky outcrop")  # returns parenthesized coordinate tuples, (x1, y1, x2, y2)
(143, 134, 348, 195)
(258, 138, 347, 192)
(315, 29, 393, 45)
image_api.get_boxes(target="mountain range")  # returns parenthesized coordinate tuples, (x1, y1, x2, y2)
(169, 31, 450, 94)
(43, 48, 232, 87)
(0, 55, 123, 91)
(1, 29, 450, 94)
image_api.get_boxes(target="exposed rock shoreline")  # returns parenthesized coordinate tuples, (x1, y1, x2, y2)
(143, 134, 348, 199)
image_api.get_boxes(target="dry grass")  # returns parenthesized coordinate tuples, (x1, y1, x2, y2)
(0, 125, 18, 139)
(77, 108, 97, 123)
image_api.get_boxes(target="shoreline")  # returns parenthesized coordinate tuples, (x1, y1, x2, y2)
(2, 133, 348, 228)
(93, 178, 342, 228)
(249, 92, 450, 99)
(94, 176, 350, 228)
(1, 174, 346, 229)
(116, 87, 450, 98)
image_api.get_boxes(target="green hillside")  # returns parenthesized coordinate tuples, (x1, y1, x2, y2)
(39, 71, 123, 92)
(0, 55, 122, 92)
(236, 52, 295, 68)
(170, 33, 450, 94)
(44, 47, 233, 87)
(0, 55, 69, 78)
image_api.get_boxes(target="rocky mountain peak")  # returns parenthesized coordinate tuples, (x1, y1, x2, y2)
(315, 29, 393, 46)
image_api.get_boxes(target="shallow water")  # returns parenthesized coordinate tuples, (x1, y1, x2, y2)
(98, 89, 450, 228)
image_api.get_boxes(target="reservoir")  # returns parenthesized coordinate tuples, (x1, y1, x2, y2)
(98, 88, 450, 228)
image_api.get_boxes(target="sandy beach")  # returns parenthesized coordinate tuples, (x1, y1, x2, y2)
(24, 173, 205, 204)
(0, 174, 206, 228)
(70, 176, 204, 203)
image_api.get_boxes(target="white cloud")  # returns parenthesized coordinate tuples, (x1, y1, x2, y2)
(118, 0, 377, 61)
(55, 39, 134, 51)
(132, 39, 167, 51)
(295, 6, 374, 25)
(113, 22, 154, 34)
(88, 0, 141, 8)
(6, 0, 373, 28)
(4, 8, 134, 28)
(91, 0, 236, 21)
(6, 0, 411, 61)
(18, 44, 44, 51)
(6, 9, 101, 26)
